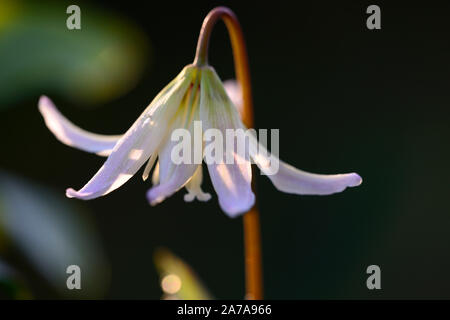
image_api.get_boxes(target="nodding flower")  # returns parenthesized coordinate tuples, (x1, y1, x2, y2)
(39, 64, 361, 217)
(38, 7, 361, 218)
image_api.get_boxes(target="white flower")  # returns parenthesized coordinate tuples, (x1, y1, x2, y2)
(39, 64, 362, 218)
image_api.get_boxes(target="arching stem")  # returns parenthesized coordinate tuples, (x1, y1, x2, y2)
(194, 6, 262, 300)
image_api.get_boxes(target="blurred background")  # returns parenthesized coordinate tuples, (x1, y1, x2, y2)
(0, 0, 449, 299)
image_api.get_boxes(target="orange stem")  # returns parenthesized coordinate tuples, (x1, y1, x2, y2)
(193, 6, 263, 300)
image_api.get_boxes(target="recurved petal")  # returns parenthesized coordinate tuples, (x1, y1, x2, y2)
(38, 95, 121, 156)
(66, 68, 193, 200)
(224, 74, 362, 196)
(200, 67, 255, 217)
(248, 134, 362, 195)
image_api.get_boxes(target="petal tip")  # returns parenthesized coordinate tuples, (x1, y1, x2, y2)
(349, 173, 363, 187)
(220, 192, 255, 218)
(146, 189, 165, 206)
(65, 188, 77, 198)
(38, 95, 52, 111)
(66, 188, 91, 199)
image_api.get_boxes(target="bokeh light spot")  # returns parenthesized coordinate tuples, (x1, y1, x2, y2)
(161, 274, 182, 295)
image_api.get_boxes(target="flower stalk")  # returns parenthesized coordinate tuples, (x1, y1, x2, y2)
(194, 6, 263, 300)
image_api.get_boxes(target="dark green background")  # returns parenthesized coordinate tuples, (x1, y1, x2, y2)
(1, 0, 449, 298)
